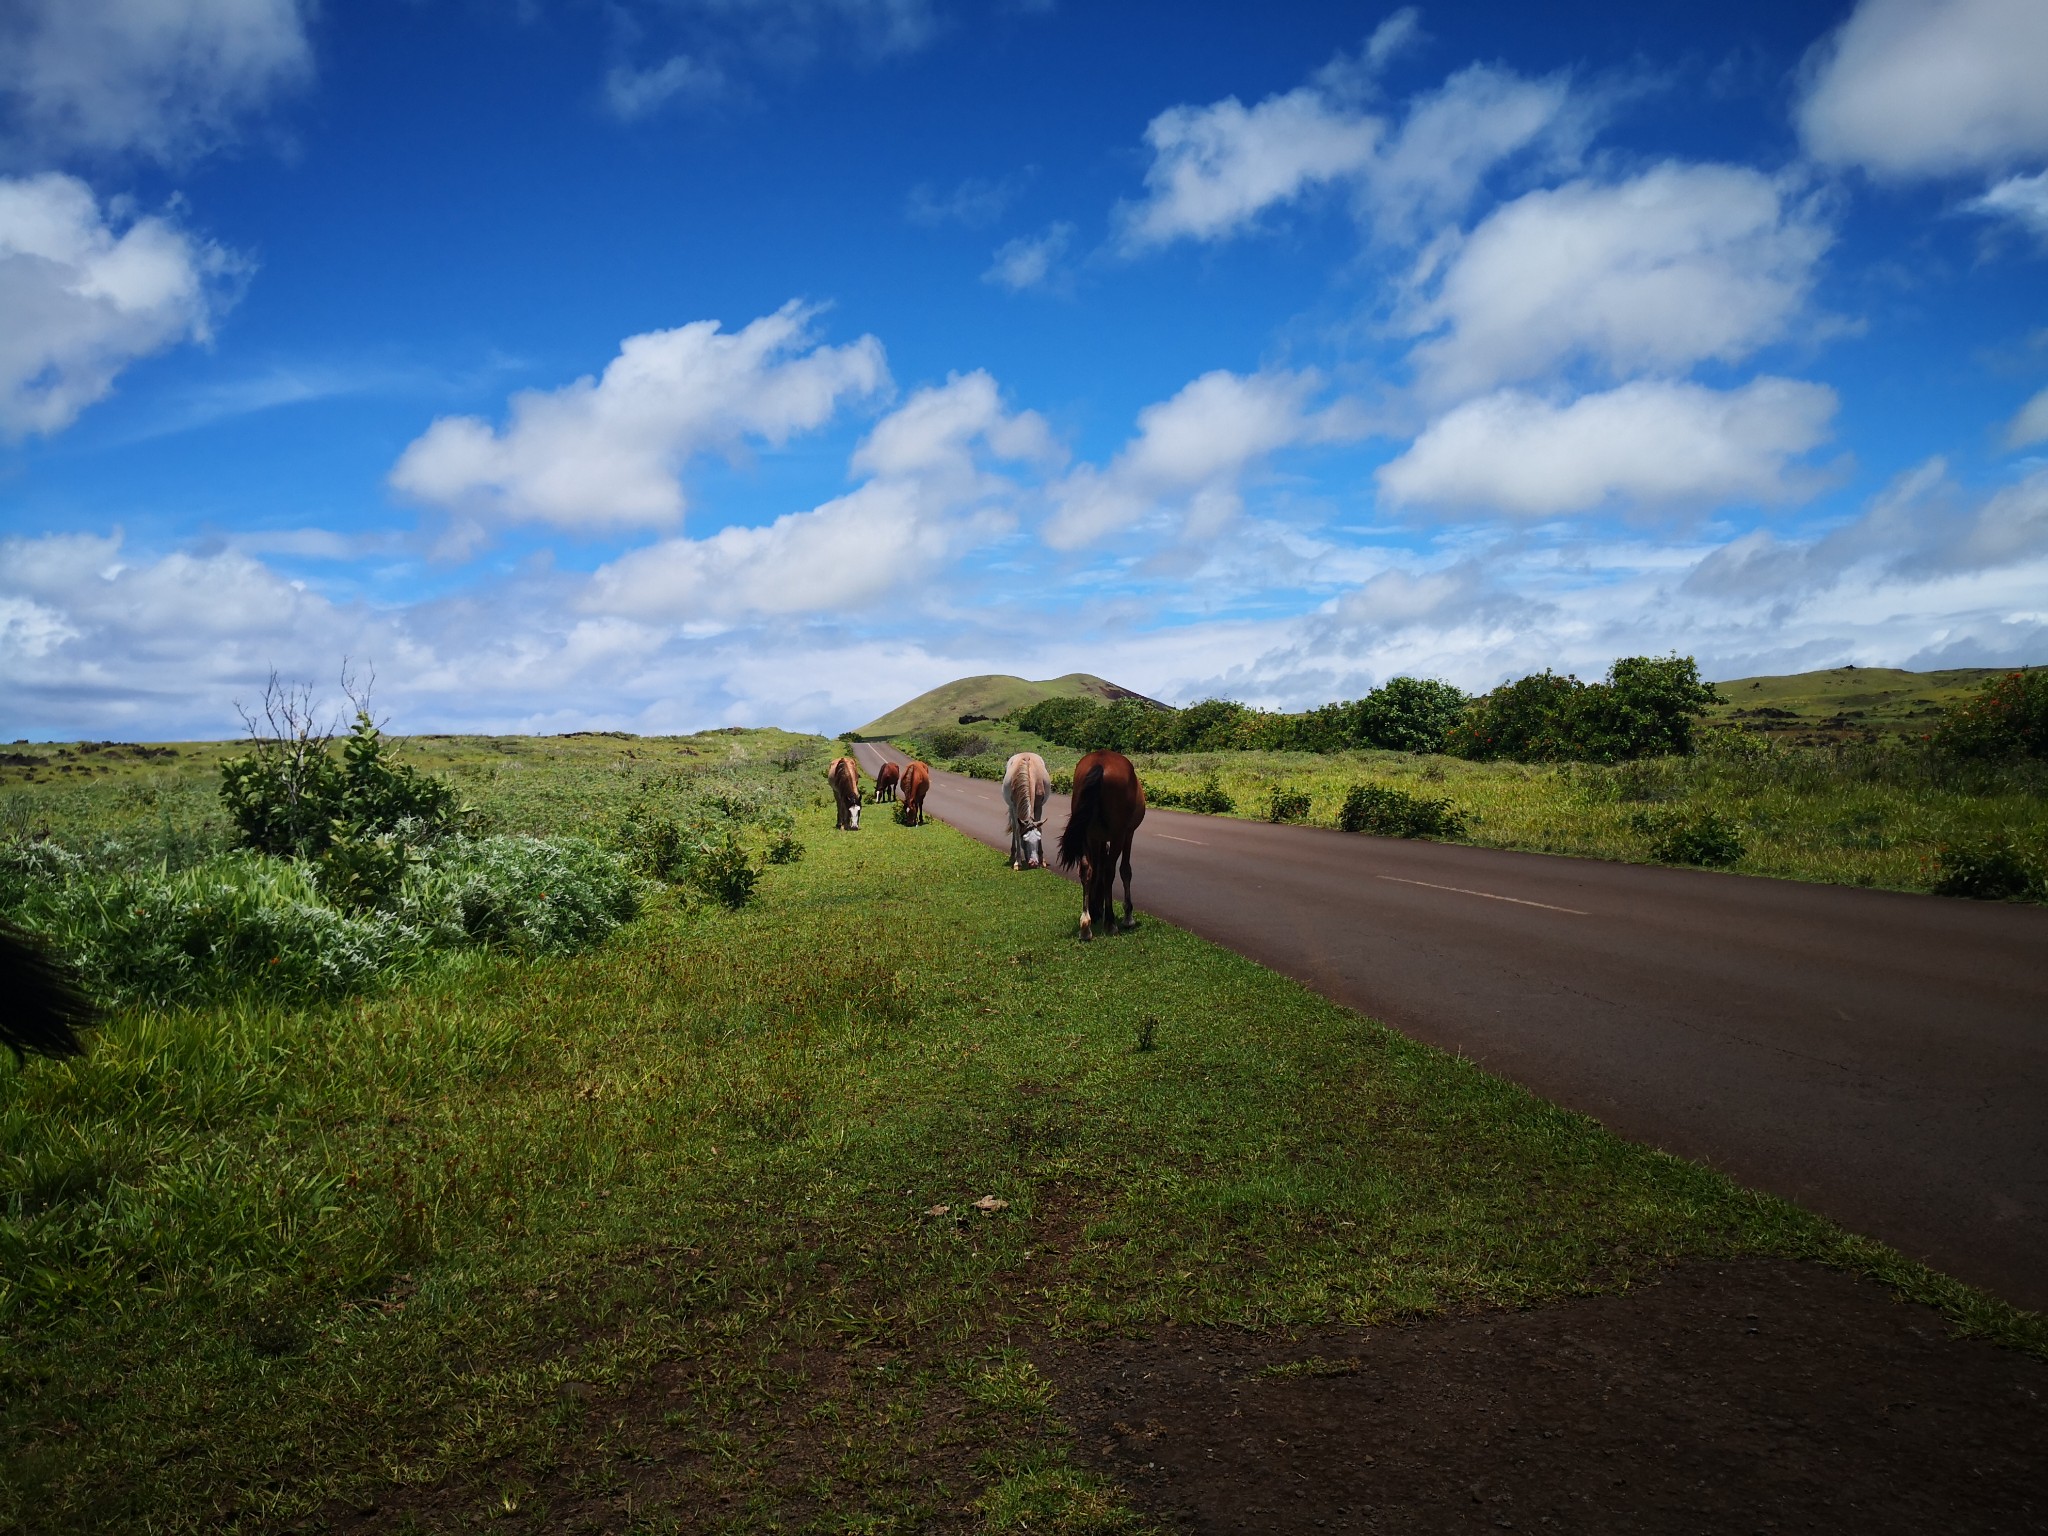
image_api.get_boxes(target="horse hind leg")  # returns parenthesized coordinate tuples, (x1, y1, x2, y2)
(1118, 840, 1137, 930)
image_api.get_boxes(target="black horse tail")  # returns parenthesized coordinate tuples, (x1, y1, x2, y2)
(1057, 761, 1103, 872)
(0, 920, 94, 1063)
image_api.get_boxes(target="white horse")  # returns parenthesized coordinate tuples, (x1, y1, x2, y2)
(1002, 751, 1051, 869)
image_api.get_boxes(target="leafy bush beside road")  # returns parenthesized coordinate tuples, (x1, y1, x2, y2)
(1934, 670, 2048, 761)
(1338, 784, 1468, 839)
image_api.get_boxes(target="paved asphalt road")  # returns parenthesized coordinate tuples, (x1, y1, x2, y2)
(853, 744, 2048, 1311)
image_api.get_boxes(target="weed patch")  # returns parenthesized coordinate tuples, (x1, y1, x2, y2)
(1338, 783, 1467, 839)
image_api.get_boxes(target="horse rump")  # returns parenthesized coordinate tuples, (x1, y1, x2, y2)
(1, 920, 95, 1062)
(1056, 760, 1104, 871)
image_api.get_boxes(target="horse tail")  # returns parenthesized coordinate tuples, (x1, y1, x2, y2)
(1057, 761, 1103, 871)
(0, 920, 94, 1062)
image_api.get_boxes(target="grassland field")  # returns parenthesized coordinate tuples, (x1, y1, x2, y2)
(889, 715, 2048, 899)
(3, 731, 2042, 1533)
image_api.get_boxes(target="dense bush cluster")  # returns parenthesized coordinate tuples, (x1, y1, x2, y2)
(1266, 786, 1312, 823)
(1630, 808, 1747, 868)
(1010, 678, 1472, 757)
(1146, 775, 1235, 814)
(610, 769, 810, 908)
(1934, 670, 2048, 761)
(1931, 838, 2045, 901)
(221, 712, 460, 859)
(1008, 661, 1718, 766)
(1445, 657, 1721, 764)
(3, 834, 638, 1008)
(1338, 784, 1467, 839)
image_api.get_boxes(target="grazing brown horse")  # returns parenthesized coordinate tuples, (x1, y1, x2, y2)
(828, 756, 862, 830)
(1, 920, 93, 1063)
(899, 760, 931, 826)
(873, 761, 901, 803)
(1056, 750, 1145, 940)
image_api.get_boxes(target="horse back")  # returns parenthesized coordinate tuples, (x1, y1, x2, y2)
(828, 756, 859, 801)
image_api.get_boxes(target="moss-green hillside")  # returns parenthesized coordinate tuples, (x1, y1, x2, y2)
(1707, 665, 2017, 743)
(853, 672, 1162, 738)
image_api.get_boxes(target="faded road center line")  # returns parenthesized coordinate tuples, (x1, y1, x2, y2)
(1376, 875, 1588, 915)
(1156, 833, 1207, 845)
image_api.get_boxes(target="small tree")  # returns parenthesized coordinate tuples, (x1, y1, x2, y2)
(220, 668, 458, 860)
(1934, 670, 2048, 760)
(1352, 677, 1469, 753)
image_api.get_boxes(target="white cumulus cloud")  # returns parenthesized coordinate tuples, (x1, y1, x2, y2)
(983, 222, 1073, 291)
(1360, 63, 1586, 243)
(1966, 170, 2048, 241)
(1114, 44, 1588, 253)
(0, 0, 313, 164)
(1378, 378, 1840, 517)
(0, 172, 240, 439)
(1403, 163, 1831, 401)
(585, 370, 1055, 622)
(604, 54, 726, 120)
(2007, 385, 2048, 450)
(1115, 87, 1383, 250)
(1044, 369, 1355, 549)
(389, 302, 889, 531)
(1798, 0, 2048, 180)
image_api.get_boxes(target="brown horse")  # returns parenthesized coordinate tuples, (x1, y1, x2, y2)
(1056, 749, 1145, 940)
(899, 760, 931, 826)
(828, 756, 862, 830)
(873, 761, 901, 803)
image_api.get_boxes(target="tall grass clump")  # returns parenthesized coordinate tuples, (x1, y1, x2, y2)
(3, 835, 638, 1009)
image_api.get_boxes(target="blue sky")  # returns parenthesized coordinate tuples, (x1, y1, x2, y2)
(2, 0, 2045, 740)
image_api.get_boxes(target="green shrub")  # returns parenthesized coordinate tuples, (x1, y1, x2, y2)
(924, 727, 993, 760)
(1449, 656, 1719, 764)
(221, 712, 459, 858)
(1338, 784, 1466, 839)
(1148, 775, 1234, 814)
(948, 752, 1007, 782)
(1351, 677, 1470, 753)
(314, 824, 420, 911)
(1266, 786, 1312, 823)
(403, 836, 639, 953)
(1931, 838, 2044, 901)
(765, 828, 804, 865)
(1050, 768, 1074, 795)
(1632, 809, 1746, 868)
(683, 830, 761, 909)
(1934, 670, 2048, 761)
(23, 852, 419, 1007)
(6, 833, 639, 1010)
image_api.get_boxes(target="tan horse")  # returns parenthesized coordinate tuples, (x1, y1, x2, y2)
(899, 760, 931, 826)
(828, 756, 862, 830)
(1056, 749, 1145, 940)
(1002, 751, 1051, 869)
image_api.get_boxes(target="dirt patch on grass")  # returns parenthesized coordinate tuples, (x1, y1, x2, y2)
(1046, 1260, 2047, 1534)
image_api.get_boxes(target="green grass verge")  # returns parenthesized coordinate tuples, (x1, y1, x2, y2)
(4, 769, 2040, 1533)
(1125, 739, 2048, 895)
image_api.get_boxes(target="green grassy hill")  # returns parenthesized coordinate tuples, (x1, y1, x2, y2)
(1707, 665, 2016, 742)
(853, 672, 1163, 738)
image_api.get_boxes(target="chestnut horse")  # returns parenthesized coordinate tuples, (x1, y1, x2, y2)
(828, 756, 862, 830)
(873, 761, 901, 803)
(1, 920, 93, 1062)
(1056, 750, 1145, 940)
(899, 760, 931, 826)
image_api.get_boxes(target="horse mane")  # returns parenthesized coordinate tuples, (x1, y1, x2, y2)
(1056, 760, 1103, 871)
(0, 921, 94, 1063)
